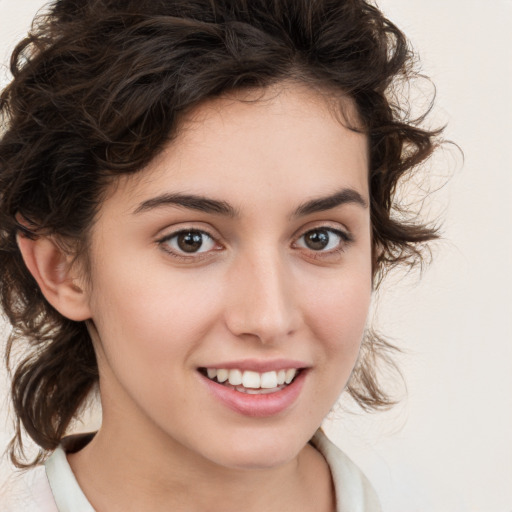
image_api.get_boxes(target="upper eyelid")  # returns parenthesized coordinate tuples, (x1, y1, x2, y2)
(293, 226, 352, 249)
(156, 224, 219, 242)
(160, 229, 216, 242)
(291, 222, 352, 243)
(157, 228, 221, 260)
(156, 226, 221, 255)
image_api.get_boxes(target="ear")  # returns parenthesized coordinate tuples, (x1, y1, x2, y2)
(16, 232, 92, 321)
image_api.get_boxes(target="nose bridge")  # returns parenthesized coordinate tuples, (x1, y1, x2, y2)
(225, 245, 298, 343)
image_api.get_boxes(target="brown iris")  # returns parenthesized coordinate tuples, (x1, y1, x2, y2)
(303, 229, 330, 251)
(176, 231, 204, 253)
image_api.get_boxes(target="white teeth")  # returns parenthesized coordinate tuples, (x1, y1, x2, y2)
(205, 367, 300, 389)
(235, 385, 284, 395)
(242, 371, 261, 389)
(228, 369, 243, 386)
(260, 371, 278, 389)
(216, 369, 228, 383)
(285, 369, 297, 384)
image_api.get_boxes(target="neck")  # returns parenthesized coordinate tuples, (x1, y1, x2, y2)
(68, 423, 333, 512)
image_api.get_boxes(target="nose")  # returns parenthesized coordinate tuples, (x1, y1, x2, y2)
(223, 249, 300, 344)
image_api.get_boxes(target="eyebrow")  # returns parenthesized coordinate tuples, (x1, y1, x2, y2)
(292, 188, 368, 217)
(133, 187, 368, 217)
(133, 193, 238, 217)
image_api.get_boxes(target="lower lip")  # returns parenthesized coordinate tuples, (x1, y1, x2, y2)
(200, 370, 306, 418)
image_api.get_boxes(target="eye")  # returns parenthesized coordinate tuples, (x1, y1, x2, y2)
(295, 228, 348, 252)
(161, 229, 217, 255)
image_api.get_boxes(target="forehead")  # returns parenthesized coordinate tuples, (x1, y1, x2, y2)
(100, 83, 369, 216)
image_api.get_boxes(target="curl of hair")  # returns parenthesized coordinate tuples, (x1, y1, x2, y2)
(0, 0, 442, 467)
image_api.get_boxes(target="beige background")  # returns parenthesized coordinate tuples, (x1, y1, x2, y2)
(1, 1, 511, 511)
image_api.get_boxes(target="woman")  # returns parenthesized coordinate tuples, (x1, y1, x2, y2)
(0, 0, 441, 510)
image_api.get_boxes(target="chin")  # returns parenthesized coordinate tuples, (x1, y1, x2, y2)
(202, 427, 311, 471)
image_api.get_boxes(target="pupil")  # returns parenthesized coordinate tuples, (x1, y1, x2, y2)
(177, 231, 203, 253)
(305, 230, 329, 250)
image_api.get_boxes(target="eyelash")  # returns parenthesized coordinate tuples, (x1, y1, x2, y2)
(157, 226, 353, 262)
(293, 227, 353, 260)
(157, 228, 220, 262)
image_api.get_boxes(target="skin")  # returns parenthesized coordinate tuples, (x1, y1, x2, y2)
(21, 83, 372, 511)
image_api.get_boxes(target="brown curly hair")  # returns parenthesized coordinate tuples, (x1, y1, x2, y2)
(0, 0, 442, 467)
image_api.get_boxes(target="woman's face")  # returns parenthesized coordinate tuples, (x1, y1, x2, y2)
(84, 84, 372, 470)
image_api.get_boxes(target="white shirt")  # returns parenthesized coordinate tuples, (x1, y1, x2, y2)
(2, 430, 381, 512)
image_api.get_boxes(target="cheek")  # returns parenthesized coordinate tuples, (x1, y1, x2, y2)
(88, 258, 222, 365)
(305, 264, 372, 334)
(302, 266, 372, 378)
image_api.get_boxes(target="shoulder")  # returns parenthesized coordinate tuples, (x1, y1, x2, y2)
(311, 430, 381, 512)
(1, 433, 95, 512)
(2, 464, 59, 512)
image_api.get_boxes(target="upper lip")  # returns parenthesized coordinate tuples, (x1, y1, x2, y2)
(199, 359, 309, 372)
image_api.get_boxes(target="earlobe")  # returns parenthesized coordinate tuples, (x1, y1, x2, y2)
(16, 232, 92, 322)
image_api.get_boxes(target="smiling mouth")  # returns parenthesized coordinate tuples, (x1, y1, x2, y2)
(199, 367, 301, 395)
